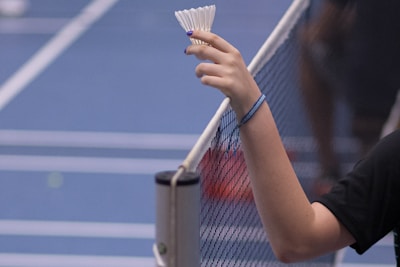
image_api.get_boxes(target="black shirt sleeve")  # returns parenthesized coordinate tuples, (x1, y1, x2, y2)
(316, 130, 400, 254)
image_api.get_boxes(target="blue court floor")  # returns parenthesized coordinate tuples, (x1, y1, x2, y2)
(0, 0, 395, 266)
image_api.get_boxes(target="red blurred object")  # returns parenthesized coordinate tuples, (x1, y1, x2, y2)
(199, 148, 254, 202)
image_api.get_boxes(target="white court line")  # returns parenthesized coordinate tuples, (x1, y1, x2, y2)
(0, 253, 153, 267)
(0, 130, 198, 150)
(0, 129, 359, 153)
(0, 155, 181, 174)
(0, 0, 119, 111)
(0, 220, 154, 239)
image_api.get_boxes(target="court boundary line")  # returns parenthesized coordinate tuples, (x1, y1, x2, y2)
(0, 130, 199, 150)
(0, 0, 119, 111)
(0, 220, 153, 239)
(0, 129, 358, 152)
(0, 155, 181, 174)
(0, 253, 153, 267)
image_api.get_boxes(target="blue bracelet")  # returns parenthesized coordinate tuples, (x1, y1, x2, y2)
(238, 94, 266, 128)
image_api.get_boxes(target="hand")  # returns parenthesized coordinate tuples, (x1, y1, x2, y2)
(184, 30, 262, 120)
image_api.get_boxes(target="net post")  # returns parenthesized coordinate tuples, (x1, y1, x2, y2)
(153, 170, 200, 267)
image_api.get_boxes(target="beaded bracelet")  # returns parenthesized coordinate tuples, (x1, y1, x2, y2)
(238, 94, 266, 128)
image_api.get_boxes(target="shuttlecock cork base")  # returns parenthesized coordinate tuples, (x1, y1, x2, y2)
(175, 5, 216, 45)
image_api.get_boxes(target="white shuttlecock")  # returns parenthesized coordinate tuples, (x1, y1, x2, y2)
(175, 5, 216, 45)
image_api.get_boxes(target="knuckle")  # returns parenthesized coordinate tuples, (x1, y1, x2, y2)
(231, 48, 241, 57)
(201, 76, 211, 86)
(195, 64, 205, 77)
(198, 62, 208, 70)
(226, 56, 237, 67)
(197, 45, 208, 58)
(208, 33, 219, 45)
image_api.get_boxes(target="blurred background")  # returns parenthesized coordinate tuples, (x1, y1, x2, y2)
(0, 0, 394, 266)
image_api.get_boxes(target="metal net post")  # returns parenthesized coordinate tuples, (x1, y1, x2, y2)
(154, 170, 200, 267)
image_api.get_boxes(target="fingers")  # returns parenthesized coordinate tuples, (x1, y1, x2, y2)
(187, 30, 236, 53)
(184, 30, 241, 63)
(185, 31, 243, 69)
(195, 62, 222, 78)
(195, 63, 232, 94)
(185, 44, 222, 63)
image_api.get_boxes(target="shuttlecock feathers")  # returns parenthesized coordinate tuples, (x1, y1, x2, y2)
(175, 5, 216, 45)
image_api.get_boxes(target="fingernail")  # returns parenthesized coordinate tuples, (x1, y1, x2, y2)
(184, 48, 187, 54)
(186, 30, 193, 36)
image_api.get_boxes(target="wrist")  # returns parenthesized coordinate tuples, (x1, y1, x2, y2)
(237, 94, 266, 128)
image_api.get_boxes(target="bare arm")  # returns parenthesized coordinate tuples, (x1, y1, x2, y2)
(185, 30, 355, 262)
(240, 103, 354, 262)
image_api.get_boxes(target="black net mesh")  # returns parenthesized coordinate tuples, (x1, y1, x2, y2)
(197, 1, 339, 266)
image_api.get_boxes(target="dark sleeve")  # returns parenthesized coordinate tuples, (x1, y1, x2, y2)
(316, 130, 400, 254)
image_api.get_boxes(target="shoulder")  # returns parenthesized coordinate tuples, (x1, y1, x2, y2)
(351, 129, 400, 191)
(364, 130, 400, 167)
(375, 129, 400, 153)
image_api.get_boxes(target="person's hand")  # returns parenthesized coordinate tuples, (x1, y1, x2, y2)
(184, 30, 262, 120)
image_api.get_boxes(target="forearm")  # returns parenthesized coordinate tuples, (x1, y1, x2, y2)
(239, 102, 322, 261)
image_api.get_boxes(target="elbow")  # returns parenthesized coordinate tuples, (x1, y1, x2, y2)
(271, 241, 314, 264)
(273, 247, 301, 264)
